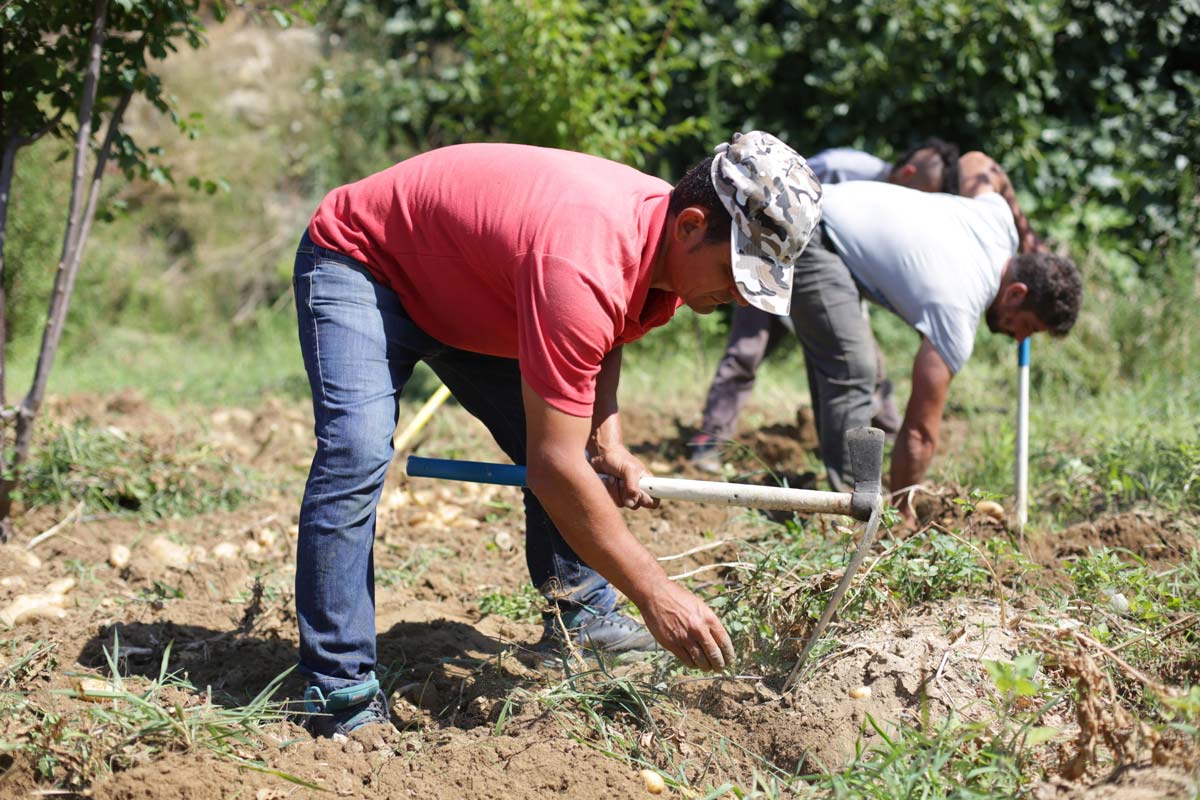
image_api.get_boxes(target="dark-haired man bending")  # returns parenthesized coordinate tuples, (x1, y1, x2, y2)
(688, 138, 962, 468)
(778, 152, 1081, 522)
(291, 132, 821, 735)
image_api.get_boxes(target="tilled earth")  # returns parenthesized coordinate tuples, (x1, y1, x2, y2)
(0, 392, 1197, 799)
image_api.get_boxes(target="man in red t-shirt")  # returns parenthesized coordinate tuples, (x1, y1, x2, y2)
(294, 132, 821, 735)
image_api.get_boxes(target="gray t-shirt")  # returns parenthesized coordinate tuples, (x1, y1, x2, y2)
(820, 182, 1019, 374)
(806, 147, 891, 184)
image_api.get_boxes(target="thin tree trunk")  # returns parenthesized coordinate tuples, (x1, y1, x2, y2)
(0, 140, 15, 543)
(0, 0, 108, 533)
(0, 139, 18, 408)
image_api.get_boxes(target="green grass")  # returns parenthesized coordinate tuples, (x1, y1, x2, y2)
(18, 421, 255, 518)
(1, 639, 315, 792)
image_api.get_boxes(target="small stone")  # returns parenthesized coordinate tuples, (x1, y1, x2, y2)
(493, 530, 514, 551)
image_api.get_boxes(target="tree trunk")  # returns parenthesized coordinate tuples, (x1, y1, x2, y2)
(0, 139, 18, 407)
(0, 140, 15, 543)
(0, 0, 108, 535)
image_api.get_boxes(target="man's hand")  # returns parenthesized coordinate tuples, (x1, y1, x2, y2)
(637, 578, 735, 671)
(522, 379, 732, 671)
(590, 447, 659, 510)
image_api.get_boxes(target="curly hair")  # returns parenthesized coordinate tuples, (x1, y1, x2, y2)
(1014, 252, 1083, 336)
(893, 137, 961, 194)
(668, 157, 732, 245)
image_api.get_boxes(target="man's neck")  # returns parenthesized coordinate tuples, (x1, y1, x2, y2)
(648, 215, 672, 291)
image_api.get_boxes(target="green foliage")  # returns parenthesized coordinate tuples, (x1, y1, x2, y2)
(874, 531, 993, 606)
(2, 145, 64, 342)
(1065, 547, 1200, 628)
(478, 583, 544, 623)
(315, 0, 729, 175)
(18, 422, 253, 518)
(758, 0, 1199, 278)
(811, 716, 1027, 798)
(0, 0, 216, 182)
(1042, 429, 1200, 518)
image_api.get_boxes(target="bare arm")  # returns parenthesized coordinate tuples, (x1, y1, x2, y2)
(587, 347, 657, 510)
(523, 379, 734, 670)
(959, 151, 1047, 254)
(891, 338, 952, 520)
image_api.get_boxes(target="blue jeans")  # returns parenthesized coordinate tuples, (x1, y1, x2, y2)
(293, 231, 616, 692)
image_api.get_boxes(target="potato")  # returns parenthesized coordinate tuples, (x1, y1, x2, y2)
(1, 592, 68, 626)
(108, 543, 132, 569)
(975, 500, 1005, 521)
(640, 769, 665, 795)
(147, 536, 192, 569)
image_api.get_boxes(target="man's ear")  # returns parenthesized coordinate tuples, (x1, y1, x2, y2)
(896, 163, 917, 178)
(673, 207, 708, 243)
(1003, 281, 1029, 307)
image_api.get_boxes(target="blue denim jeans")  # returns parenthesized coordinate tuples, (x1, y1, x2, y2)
(293, 231, 616, 692)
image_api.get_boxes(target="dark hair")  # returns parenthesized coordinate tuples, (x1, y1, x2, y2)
(1014, 252, 1083, 336)
(668, 156, 732, 244)
(894, 137, 961, 194)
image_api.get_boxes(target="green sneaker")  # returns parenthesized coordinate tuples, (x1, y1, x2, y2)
(303, 672, 391, 737)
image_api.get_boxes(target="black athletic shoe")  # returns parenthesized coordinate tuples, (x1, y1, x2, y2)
(302, 672, 392, 737)
(535, 607, 660, 660)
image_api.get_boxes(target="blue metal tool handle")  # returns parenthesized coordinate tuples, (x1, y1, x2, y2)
(406, 455, 528, 487)
(1018, 337, 1030, 367)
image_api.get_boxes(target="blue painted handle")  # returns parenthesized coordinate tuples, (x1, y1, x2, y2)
(406, 455, 528, 487)
(1017, 337, 1030, 367)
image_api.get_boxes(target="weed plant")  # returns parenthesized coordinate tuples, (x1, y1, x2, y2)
(478, 583, 544, 623)
(18, 422, 254, 518)
(0, 639, 314, 792)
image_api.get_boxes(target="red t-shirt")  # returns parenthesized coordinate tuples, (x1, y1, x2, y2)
(308, 143, 682, 417)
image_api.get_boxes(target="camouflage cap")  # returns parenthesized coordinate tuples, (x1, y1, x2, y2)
(711, 131, 822, 315)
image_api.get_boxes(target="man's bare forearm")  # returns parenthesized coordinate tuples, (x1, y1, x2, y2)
(890, 425, 936, 495)
(526, 450, 666, 605)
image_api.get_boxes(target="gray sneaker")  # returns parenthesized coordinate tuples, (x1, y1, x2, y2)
(303, 672, 392, 737)
(536, 607, 660, 660)
(687, 434, 723, 474)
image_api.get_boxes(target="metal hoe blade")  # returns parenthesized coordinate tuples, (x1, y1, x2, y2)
(782, 498, 883, 691)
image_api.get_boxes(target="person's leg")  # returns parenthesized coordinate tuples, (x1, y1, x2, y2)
(698, 305, 776, 441)
(424, 348, 654, 654)
(293, 232, 425, 701)
(422, 351, 614, 615)
(787, 229, 878, 491)
(870, 331, 903, 435)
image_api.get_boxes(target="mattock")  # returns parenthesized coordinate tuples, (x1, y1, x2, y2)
(405, 426, 886, 686)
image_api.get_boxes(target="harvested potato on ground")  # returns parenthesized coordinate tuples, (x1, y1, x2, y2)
(109, 543, 131, 569)
(0, 545, 41, 575)
(1, 592, 68, 626)
(975, 500, 1005, 521)
(147, 536, 192, 569)
(640, 769, 665, 794)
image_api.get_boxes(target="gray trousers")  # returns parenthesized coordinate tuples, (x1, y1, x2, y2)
(699, 227, 901, 490)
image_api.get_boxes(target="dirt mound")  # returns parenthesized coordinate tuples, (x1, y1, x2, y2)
(1028, 511, 1199, 570)
(675, 600, 1021, 771)
(1033, 766, 1198, 800)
